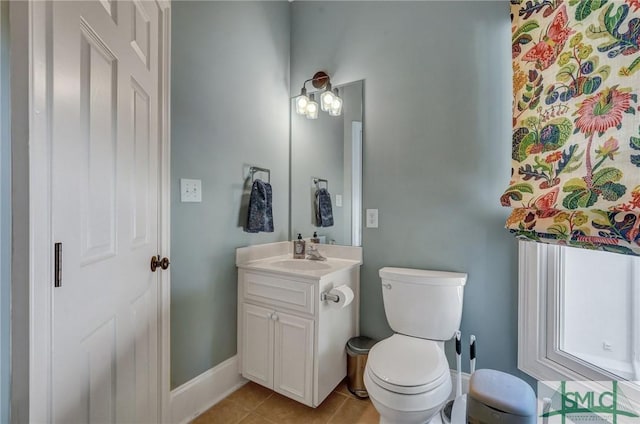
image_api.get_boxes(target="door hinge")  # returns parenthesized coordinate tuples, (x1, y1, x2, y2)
(54, 242, 62, 288)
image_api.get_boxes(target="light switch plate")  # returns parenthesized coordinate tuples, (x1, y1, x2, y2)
(366, 209, 378, 228)
(181, 178, 202, 203)
(335, 194, 343, 207)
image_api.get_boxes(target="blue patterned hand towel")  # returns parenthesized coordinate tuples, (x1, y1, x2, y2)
(246, 179, 274, 233)
(315, 188, 334, 227)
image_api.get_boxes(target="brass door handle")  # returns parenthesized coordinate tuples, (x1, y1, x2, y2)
(150, 255, 170, 272)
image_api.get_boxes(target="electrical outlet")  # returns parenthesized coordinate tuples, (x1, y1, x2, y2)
(366, 209, 379, 228)
(181, 178, 202, 203)
(335, 194, 343, 207)
(603, 341, 612, 351)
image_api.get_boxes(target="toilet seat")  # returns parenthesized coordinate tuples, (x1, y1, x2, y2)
(367, 334, 449, 395)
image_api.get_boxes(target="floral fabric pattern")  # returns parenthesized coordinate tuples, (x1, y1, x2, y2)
(505, 0, 640, 255)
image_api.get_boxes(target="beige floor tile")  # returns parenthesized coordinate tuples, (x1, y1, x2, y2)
(255, 391, 347, 424)
(334, 379, 362, 400)
(191, 398, 250, 424)
(226, 382, 274, 410)
(328, 397, 380, 424)
(237, 412, 278, 424)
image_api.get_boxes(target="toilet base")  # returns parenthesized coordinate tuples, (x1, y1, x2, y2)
(371, 395, 443, 424)
(379, 418, 443, 424)
(364, 367, 450, 424)
(378, 410, 444, 424)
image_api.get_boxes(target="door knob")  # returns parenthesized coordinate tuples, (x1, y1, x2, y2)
(150, 255, 171, 272)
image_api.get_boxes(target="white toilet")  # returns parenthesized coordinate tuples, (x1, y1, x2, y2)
(364, 267, 467, 424)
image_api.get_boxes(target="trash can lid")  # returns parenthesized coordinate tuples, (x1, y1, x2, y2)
(346, 336, 377, 354)
(468, 369, 536, 417)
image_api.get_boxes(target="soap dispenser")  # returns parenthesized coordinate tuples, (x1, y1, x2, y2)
(293, 233, 306, 259)
(311, 231, 320, 244)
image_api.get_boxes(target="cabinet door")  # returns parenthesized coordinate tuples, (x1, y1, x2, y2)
(273, 311, 314, 406)
(242, 303, 274, 388)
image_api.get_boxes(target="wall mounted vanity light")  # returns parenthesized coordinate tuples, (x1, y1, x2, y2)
(294, 71, 343, 119)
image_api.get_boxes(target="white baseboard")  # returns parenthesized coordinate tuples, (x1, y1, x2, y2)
(170, 355, 246, 424)
(447, 370, 471, 401)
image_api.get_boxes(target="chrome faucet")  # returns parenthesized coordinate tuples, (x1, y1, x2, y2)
(306, 244, 327, 261)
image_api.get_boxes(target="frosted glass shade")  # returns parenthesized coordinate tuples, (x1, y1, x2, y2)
(320, 90, 335, 112)
(305, 100, 319, 119)
(329, 96, 343, 116)
(295, 94, 309, 115)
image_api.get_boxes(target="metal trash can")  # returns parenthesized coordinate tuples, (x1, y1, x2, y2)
(346, 336, 377, 398)
(467, 369, 537, 424)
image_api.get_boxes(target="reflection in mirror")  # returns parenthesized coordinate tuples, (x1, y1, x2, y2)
(290, 80, 363, 246)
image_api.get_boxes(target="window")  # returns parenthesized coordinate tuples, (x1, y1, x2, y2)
(518, 241, 640, 386)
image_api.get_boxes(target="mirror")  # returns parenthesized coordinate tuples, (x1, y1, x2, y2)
(290, 80, 363, 246)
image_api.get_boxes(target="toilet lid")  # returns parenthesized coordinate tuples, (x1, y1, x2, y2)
(367, 334, 449, 394)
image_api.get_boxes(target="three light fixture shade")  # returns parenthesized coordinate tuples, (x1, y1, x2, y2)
(294, 71, 343, 119)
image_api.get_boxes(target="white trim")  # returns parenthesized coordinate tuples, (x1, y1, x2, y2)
(518, 241, 547, 379)
(351, 121, 362, 247)
(518, 241, 609, 382)
(170, 356, 246, 424)
(518, 240, 640, 403)
(543, 246, 628, 382)
(518, 241, 596, 382)
(633, 258, 640, 381)
(156, 1, 172, 422)
(25, 0, 52, 421)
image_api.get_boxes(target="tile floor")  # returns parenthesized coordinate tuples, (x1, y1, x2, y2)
(192, 379, 380, 424)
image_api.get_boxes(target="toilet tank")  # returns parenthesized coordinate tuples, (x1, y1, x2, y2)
(379, 267, 467, 341)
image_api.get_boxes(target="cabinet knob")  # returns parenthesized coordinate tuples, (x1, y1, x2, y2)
(272, 312, 279, 321)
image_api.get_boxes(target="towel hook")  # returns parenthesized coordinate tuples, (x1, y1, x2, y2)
(249, 166, 271, 184)
(313, 177, 328, 191)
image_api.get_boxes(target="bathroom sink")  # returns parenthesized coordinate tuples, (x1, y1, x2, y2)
(271, 259, 331, 271)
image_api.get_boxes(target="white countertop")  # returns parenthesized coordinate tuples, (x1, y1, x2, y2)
(237, 254, 361, 279)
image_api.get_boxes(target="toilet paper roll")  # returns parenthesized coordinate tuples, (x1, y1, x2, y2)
(328, 285, 354, 309)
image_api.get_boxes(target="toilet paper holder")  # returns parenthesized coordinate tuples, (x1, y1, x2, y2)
(320, 291, 340, 303)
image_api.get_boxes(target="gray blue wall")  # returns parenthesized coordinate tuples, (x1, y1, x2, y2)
(171, 1, 290, 388)
(170, 0, 536, 389)
(9, 1, 30, 419)
(0, 1, 9, 420)
(291, 1, 534, 385)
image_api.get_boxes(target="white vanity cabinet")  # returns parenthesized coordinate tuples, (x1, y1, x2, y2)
(236, 254, 360, 408)
(241, 302, 314, 405)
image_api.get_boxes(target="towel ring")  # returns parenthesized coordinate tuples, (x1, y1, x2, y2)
(313, 177, 328, 190)
(249, 166, 271, 184)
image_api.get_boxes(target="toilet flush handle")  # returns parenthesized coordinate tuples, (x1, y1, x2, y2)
(382, 283, 392, 290)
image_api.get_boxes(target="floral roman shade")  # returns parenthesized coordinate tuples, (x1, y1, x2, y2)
(503, 0, 640, 256)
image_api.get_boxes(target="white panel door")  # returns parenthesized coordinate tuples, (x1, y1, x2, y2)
(273, 311, 314, 406)
(51, 1, 161, 422)
(242, 303, 274, 388)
